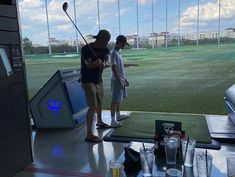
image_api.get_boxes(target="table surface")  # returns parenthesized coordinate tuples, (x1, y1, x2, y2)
(117, 141, 234, 177)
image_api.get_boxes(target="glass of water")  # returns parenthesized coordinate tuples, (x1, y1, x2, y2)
(181, 137, 196, 167)
(139, 146, 154, 177)
(164, 136, 179, 164)
(196, 151, 213, 177)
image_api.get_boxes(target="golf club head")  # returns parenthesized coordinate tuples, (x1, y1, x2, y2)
(62, 2, 68, 12)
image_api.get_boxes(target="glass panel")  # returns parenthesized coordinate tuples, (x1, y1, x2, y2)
(119, 0, 138, 47)
(138, 0, 152, 48)
(220, 0, 235, 45)
(180, 0, 199, 46)
(155, 0, 167, 47)
(19, 0, 49, 48)
(167, 0, 180, 46)
(98, 0, 119, 39)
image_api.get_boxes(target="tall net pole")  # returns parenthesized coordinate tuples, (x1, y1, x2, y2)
(178, 0, 181, 46)
(45, 0, 51, 55)
(97, 0, 101, 30)
(118, 0, 121, 35)
(136, 0, 139, 49)
(165, 0, 168, 47)
(218, 0, 221, 45)
(151, 0, 154, 48)
(73, 0, 79, 53)
(196, 0, 199, 46)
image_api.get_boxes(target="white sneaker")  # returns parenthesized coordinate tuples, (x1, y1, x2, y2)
(116, 115, 129, 121)
(111, 120, 122, 128)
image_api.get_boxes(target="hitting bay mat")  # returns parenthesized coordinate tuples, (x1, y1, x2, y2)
(104, 112, 221, 149)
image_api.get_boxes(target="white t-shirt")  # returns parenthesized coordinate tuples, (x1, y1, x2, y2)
(110, 48, 126, 82)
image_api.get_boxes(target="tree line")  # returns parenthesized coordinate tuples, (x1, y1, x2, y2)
(22, 37, 235, 55)
(22, 37, 79, 55)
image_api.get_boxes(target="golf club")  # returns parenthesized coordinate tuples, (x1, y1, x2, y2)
(62, 2, 98, 59)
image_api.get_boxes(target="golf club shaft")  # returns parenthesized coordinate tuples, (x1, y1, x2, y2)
(64, 11, 98, 59)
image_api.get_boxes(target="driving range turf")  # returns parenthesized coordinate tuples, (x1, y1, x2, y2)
(25, 45, 235, 115)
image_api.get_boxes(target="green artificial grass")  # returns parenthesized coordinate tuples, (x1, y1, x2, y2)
(25, 45, 235, 115)
(111, 112, 211, 143)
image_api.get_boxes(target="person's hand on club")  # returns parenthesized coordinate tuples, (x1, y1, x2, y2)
(99, 62, 106, 69)
(94, 59, 102, 67)
(95, 59, 106, 69)
(104, 55, 111, 67)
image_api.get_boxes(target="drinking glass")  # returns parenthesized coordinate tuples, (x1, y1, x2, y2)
(109, 159, 123, 177)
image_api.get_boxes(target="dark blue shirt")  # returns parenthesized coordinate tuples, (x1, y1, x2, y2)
(81, 43, 109, 84)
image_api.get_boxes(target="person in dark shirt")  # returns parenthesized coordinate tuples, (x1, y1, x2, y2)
(81, 29, 111, 143)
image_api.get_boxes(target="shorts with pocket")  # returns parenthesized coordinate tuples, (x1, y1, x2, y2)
(82, 82, 103, 107)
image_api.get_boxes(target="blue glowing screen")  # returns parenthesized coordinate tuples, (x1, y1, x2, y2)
(51, 144, 65, 159)
(47, 100, 62, 113)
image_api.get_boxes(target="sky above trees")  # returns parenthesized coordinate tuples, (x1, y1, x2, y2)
(18, 0, 235, 45)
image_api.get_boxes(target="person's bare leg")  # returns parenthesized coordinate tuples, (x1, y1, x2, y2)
(115, 102, 121, 118)
(96, 104, 103, 125)
(111, 102, 116, 119)
(116, 103, 120, 113)
(96, 82, 105, 125)
(86, 106, 96, 138)
(111, 101, 122, 127)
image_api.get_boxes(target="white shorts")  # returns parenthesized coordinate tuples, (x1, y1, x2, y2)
(111, 79, 127, 102)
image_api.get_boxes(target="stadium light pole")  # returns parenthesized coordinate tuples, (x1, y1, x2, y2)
(118, 0, 121, 35)
(136, 0, 139, 50)
(218, 0, 221, 45)
(97, 0, 101, 30)
(45, 0, 52, 55)
(73, 0, 79, 53)
(178, 0, 181, 46)
(196, 0, 199, 46)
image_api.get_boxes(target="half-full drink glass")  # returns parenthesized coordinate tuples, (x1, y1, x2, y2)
(181, 138, 196, 167)
(139, 146, 154, 177)
(109, 159, 123, 177)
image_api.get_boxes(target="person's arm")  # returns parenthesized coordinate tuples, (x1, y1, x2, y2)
(104, 54, 111, 68)
(84, 58, 104, 69)
(81, 46, 105, 69)
(111, 52, 124, 88)
(102, 47, 111, 69)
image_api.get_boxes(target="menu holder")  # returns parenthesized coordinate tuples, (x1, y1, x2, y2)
(155, 120, 182, 141)
(155, 120, 182, 135)
(155, 120, 184, 165)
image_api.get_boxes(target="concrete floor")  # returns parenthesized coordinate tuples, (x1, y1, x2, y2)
(13, 111, 235, 177)
(14, 111, 130, 177)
